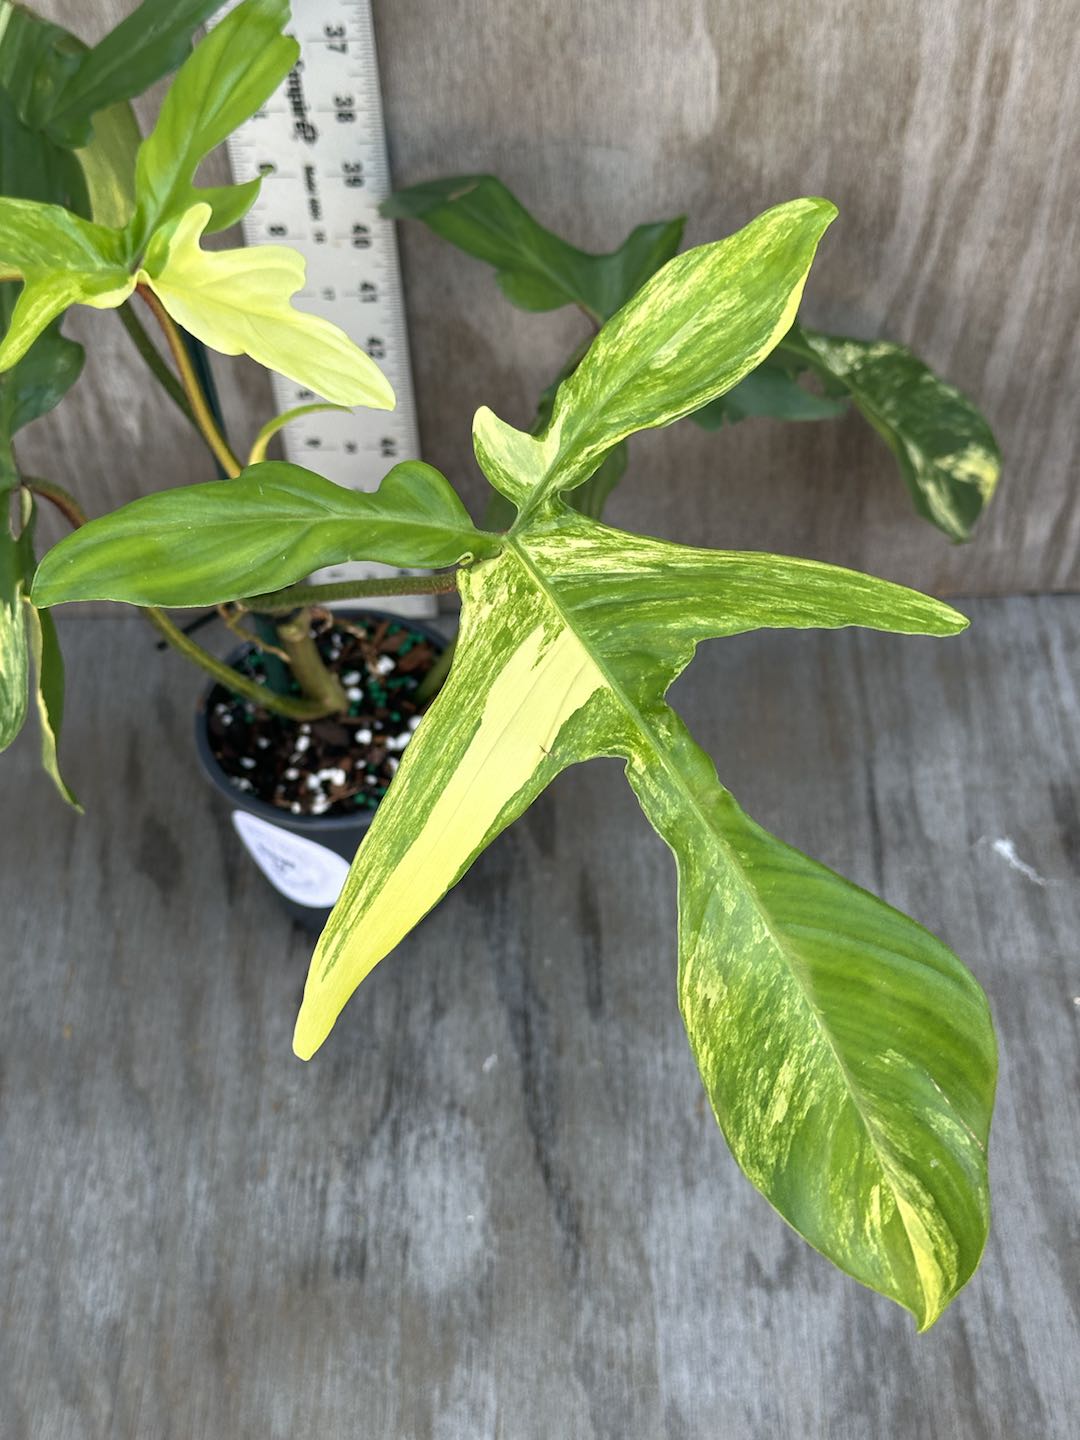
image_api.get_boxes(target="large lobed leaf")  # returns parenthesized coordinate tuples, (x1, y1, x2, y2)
(287, 199, 995, 1329)
(383, 174, 685, 322)
(32, 460, 500, 608)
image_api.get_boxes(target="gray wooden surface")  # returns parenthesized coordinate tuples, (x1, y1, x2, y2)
(2, 597, 1078, 1438)
(15, 0, 1080, 594)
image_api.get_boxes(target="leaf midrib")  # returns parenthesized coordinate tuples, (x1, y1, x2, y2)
(507, 531, 931, 1295)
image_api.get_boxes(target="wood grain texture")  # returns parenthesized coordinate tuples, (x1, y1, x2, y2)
(2, 599, 1078, 1437)
(16, 0, 1080, 593)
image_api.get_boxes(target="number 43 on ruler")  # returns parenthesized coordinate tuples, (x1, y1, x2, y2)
(210, 1, 430, 611)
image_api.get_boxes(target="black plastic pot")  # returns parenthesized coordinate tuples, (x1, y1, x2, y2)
(194, 608, 447, 931)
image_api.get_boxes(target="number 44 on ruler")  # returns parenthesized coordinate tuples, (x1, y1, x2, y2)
(209, 1, 431, 613)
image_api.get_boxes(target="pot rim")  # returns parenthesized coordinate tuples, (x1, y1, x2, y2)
(193, 605, 449, 833)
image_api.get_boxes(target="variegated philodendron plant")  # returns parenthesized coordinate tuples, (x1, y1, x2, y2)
(4, 0, 996, 1331)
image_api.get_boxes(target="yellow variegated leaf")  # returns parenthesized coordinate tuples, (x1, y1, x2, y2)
(140, 204, 394, 409)
(293, 547, 624, 1058)
(473, 197, 837, 518)
(294, 199, 996, 1330)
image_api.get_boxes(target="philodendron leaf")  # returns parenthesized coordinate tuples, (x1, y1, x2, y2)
(0, 198, 132, 368)
(784, 326, 1001, 541)
(141, 203, 394, 409)
(475, 198, 838, 516)
(127, 0, 298, 249)
(383, 174, 685, 322)
(32, 460, 500, 608)
(294, 199, 996, 1329)
(297, 506, 992, 1329)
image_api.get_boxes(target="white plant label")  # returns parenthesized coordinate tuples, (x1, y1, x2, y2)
(232, 811, 351, 908)
(210, 0, 432, 614)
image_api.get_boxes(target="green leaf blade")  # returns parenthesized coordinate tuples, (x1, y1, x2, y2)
(628, 714, 994, 1330)
(383, 174, 684, 321)
(31, 460, 500, 609)
(789, 327, 1001, 541)
(48, 0, 223, 141)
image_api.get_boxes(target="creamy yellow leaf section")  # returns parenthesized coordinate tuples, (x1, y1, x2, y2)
(292, 552, 610, 1059)
(141, 203, 395, 410)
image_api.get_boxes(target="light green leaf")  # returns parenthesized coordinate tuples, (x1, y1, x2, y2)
(32, 459, 500, 609)
(293, 200, 995, 1328)
(24, 597, 79, 808)
(128, 0, 297, 249)
(140, 203, 394, 409)
(383, 174, 685, 322)
(473, 197, 837, 518)
(0, 197, 132, 369)
(47, 0, 223, 143)
(784, 326, 1001, 541)
(692, 348, 848, 428)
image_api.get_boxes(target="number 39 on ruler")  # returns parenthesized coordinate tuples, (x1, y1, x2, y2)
(210, 1, 429, 609)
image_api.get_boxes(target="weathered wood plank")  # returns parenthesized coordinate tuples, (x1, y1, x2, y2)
(1, 598, 1077, 1437)
(14, 0, 1080, 594)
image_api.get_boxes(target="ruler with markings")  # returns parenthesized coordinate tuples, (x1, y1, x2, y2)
(209, 0, 430, 611)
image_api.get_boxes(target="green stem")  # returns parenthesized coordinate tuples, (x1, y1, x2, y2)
(116, 301, 196, 427)
(276, 608, 348, 713)
(22, 476, 88, 529)
(246, 570, 459, 614)
(145, 608, 334, 720)
(135, 285, 242, 478)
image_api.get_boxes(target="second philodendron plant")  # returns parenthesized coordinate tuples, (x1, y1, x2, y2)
(3, 0, 996, 1331)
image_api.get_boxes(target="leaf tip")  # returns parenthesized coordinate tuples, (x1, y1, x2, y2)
(291, 1006, 322, 1062)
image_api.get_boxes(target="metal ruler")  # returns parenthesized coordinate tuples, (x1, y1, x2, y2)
(210, 0, 430, 612)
